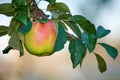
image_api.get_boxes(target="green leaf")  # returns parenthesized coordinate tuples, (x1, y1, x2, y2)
(18, 20, 32, 34)
(82, 33, 97, 53)
(12, 0, 26, 8)
(8, 18, 21, 36)
(9, 32, 24, 57)
(44, 0, 56, 5)
(69, 39, 87, 68)
(94, 53, 107, 73)
(14, 6, 28, 24)
(47, 2, 70, 13)
(2, 46, 13, 54)
(0, 3, 16, 16)
(38, 18, 48, 23)
(58, 14, 72, 20)
(64, 21, 81, 38)
(70, 15, 96, 35)
(99, 43, 118, 59)
(50, 10, 66, 19)
(0, 26, 8, 36)
(54, 22, 67, 51)
(58, 21, 68, 30)
(97, 25, 111, 38)
(17, 32, 24, 42)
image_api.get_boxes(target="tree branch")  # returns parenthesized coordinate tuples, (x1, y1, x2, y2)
(27, 0, 47, 20)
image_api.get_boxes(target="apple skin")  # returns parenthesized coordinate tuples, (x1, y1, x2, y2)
(24, 21, 57, 56)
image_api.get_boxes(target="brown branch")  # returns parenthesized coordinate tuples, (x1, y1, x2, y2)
(27, 0, 48, 20)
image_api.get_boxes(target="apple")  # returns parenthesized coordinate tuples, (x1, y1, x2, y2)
(24, 21, 57, 56)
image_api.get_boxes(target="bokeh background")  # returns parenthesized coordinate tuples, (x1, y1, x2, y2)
(0, 0, 120, 80)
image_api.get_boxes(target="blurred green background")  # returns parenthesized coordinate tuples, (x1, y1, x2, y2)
(0, 0, 120, 80)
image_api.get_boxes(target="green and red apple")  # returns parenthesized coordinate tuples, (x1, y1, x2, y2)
(24, 21, 57, 56)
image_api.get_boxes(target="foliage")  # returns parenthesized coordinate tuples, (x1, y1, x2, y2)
(54, 22, 67, 51)
(94, 52, 107, 73)
(0, 0, 118, 73)
(69, 39, 86, 68)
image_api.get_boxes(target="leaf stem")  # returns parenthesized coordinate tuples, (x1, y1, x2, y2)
(66, 31, 82, 41)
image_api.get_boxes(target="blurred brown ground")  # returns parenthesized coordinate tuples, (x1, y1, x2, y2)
(0, 36, 120, 80)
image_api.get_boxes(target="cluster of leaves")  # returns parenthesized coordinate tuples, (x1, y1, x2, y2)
(0, 0, 118, 73)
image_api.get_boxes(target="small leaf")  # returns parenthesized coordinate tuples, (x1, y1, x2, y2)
(19, 41, 24, 57)
(54, 22, 67, 51)
(9, 32, 24, 57)
(18, 20, 32, 34)
(0, 26, 8, 36)
(70, 15, 96, 35)
(69, 39, 86, 68)
(82, 33, 97, 53)
(2, 46, 13, 54)
(38, 18, 48, 23)
(97, 25, 111, 38)
(94, 53, 107, 73)
(8, 18, 21, 36)
(99, 43, 118, 59)
(12, 0, 26, 8)
(47, 2, 70, 13)
(64, 21, 81, 38)
(14, 6, 28, 24)
(0, 3, 16, 16)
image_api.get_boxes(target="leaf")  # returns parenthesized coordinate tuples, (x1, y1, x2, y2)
(44, 0, 56, 5)
(82, 33, 97, 53)
(14, 6, 28, 25)
(70, 15, 96, 35)
(97, 25, 111, 38)
(50, 10, 66, 19)
(99, 43, 118, 59)
(54, 22, 67, 51)
(0, 3, 16, 16)
(18, 20, 32, 34)
(0, 26, 8, 36)
(58, 14, 72, 20)
(19, 42, 24, 57)
(2, 46, 13, 54)
(9, 32, 24, 57)
(47, 2, 70, 13)
(38, 18, 48, 23)
(8, 18, 21, 36)
(69, 39, 87, 68)
(17, 32, 24, 42)
(58, 21, 68, 30)
(64, 21, 81, 38)
(12, 0, 26, 8)
(94, 53, 107, 73)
